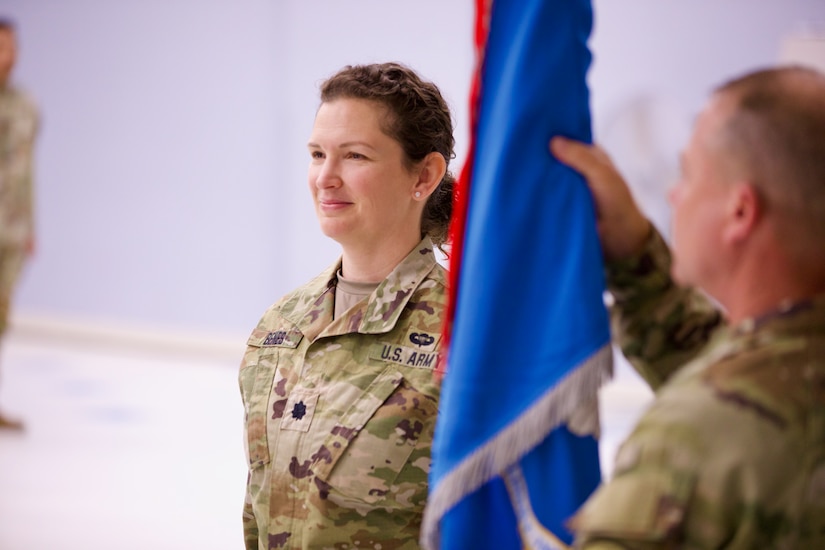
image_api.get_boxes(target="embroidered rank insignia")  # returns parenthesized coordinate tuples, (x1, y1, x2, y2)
(291, 401, 307, 420)
(280, 389, 319, 432)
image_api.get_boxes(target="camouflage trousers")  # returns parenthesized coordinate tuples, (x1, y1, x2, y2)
(0, 244, 26, 336)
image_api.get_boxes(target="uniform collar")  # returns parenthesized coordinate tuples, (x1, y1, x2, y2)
(282, 236, 439, 341)
(734, 293, 825, 335)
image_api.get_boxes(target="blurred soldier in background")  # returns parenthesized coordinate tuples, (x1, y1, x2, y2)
(0, 18, 39, 430)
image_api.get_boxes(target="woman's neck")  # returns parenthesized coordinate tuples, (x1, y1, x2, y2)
(340, 233, 422, 283)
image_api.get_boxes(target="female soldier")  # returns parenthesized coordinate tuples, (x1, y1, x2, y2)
(240, 62, 455, 550)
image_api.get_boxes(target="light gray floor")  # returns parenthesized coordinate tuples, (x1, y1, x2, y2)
(0, 328, 651, 550)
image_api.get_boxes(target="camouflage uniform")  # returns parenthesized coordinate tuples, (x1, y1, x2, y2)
(0, 85, 38, 336)
(240, 237, 446, 550)
(573, 230, 825, 549)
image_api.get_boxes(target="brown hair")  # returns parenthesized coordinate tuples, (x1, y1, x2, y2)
(319, 62, 456, 247)
(714, 66, 825, 257)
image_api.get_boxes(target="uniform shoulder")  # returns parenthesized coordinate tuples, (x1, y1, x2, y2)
(6, 86, 39, 117)
(702, 329, 825, 426)
(406, 261, 448, 312)
(613, 333, 821, 476)
(625, 361, 780, 457)
(253, 265, 336, 326)
(426, 261, 448, 288)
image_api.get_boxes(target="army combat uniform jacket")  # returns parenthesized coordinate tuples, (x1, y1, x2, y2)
(574, 230, 825, 549)
(240, 238, 446, 550)
(0, 85, 38, 335)
(0, 85, 38, 250)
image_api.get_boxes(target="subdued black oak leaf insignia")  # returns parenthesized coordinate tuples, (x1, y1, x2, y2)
(292, 401, 307, 420)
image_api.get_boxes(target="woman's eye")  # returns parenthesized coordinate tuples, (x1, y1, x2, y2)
(310, 151, 324, 160)
(348, 152, 365, 160)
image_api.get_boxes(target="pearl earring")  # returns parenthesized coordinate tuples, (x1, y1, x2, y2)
(415, 191, 422, 198)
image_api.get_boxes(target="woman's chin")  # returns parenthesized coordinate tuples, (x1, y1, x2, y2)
(318, 221, 355, 244)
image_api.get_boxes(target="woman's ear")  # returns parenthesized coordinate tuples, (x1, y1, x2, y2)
(412, 152, 447, 200)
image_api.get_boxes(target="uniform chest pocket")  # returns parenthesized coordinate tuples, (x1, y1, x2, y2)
(239, 349, 278, 470)
(241, 328, 303, 470)
(313, 366, 438, 508)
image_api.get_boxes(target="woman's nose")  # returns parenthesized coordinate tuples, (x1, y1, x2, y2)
(313, 158, 342, 189)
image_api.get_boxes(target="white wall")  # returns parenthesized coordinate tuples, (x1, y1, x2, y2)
(4, 0, 474, 339)
(590, 0, 825, 240)
(3, 0, 824, 340)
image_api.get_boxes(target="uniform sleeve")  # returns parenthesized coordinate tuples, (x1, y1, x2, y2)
(571, 399, 700, 549)
(239, 349, 260, 550)
(572, 459, 696, 549)
(605, 228, 723, 390)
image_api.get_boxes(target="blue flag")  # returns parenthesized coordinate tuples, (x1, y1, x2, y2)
(423, 0, 612, 548)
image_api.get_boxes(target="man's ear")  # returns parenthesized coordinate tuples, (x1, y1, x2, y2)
(723, 182, 760, 245)
(412, 152, 447, 200)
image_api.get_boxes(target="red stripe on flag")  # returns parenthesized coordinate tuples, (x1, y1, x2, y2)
(438, 0, 492, 377)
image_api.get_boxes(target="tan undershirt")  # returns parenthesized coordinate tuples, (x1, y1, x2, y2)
(334, 269, 380, 320)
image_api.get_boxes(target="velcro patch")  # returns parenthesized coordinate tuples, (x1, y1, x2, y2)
(280, 389, 319, 432)
(247, 328, 303, 348)
(370, 343, 439, 370)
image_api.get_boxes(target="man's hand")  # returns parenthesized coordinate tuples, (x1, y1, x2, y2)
(551, 136, 652, 262)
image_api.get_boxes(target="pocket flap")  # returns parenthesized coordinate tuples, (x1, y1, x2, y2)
(312, 367, 405, 481)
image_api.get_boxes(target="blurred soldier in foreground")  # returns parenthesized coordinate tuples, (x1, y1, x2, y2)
(0, 18, 39, 431)
(552, 65, 825, 548)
